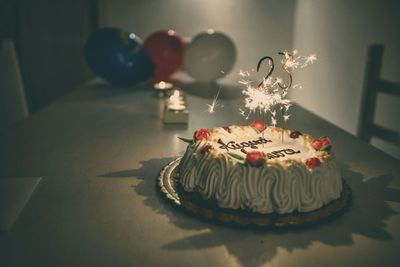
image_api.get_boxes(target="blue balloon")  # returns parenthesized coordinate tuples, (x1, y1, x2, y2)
(85, 28, 154, 86)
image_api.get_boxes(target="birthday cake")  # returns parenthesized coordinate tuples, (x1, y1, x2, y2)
(178, 120, 342, 214)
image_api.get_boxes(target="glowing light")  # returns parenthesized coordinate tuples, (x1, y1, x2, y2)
(239, 50, 317, 125)
(168, 90, 186, 111)
(170, 90, 181, 101)
(154, 81, 174, 90)
(159, 81, 167, 89)
(304, 53, 317, 66)
(271, 117, 277, 127)
(207, 88, 224, 113)
(280, 50, 318, 70)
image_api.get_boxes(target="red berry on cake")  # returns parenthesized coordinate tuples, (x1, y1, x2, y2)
(246, 151, 266, 167)
(251, 120, 266, 132)
(194, 128, 211, 141)
(312, 136, 332, 151)
(289, 130, 302, 139)
(321, 137, 332, 150)
(201, 145, 213, 153)
(321, 137, 331, 147)
(311, 139, 323, 150)
(306, 157, 321, 169)
(222, 126, 232, 133)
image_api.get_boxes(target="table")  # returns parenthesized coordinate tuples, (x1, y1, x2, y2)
(1, 79, 399, 267)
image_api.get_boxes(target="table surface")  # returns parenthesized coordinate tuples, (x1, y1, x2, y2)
(1, 79, 399, 267)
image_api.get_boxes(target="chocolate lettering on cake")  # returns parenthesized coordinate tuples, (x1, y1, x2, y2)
(217, 139, 301, 159)
(266, 148, 301, 159)
(217, 138, 272, 151)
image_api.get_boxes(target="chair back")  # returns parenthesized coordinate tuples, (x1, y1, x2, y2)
(358, 44, 400, 146)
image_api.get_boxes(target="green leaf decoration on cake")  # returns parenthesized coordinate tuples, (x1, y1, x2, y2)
(319, 136, 332, 152)
(250, 120, 266, 134)
(178, 136, 194, 144)
(321, 144, 332, 152)
(228, 152, 245, 162)
(251, 126, 261, 134)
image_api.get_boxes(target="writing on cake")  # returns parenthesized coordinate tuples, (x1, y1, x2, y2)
(265, 149, 301, 159)
(217, 138, 301, 159)
(217, 137, 272, 151)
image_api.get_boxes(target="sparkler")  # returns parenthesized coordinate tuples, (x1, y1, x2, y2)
(239, 50, 317, 143)
(207, 87, 224, 113)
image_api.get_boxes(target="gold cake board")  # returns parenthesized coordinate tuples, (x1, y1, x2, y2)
(158, 157, 351, 227)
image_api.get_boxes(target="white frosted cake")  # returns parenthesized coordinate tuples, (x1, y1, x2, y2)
(178, 120, 342, 214)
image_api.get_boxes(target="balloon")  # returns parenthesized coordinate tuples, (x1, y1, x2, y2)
(144, 30, 185, 82)
(85, 27, 154, 86)
(184, 31, 236, 82)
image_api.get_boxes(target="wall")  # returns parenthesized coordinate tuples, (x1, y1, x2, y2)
(15, 0, 98, 112)
(98, 0, 296, 83)
(293, 0, 400, 158)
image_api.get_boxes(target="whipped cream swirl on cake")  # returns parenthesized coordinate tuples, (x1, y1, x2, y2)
(178, 120, 342, 214)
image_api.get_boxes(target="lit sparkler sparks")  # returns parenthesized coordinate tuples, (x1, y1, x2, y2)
(239, 50, 317, 127)
(283, 114, 291, 122)
(207, 87, 224, 113)
(280, 50, 318, 70)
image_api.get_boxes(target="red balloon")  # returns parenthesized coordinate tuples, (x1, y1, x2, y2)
(144, 30, 185, 82)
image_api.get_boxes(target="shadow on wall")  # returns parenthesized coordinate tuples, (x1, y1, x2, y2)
(101, 156, 400, 267)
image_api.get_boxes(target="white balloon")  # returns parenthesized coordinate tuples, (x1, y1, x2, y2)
(184, 31, 236, 82)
